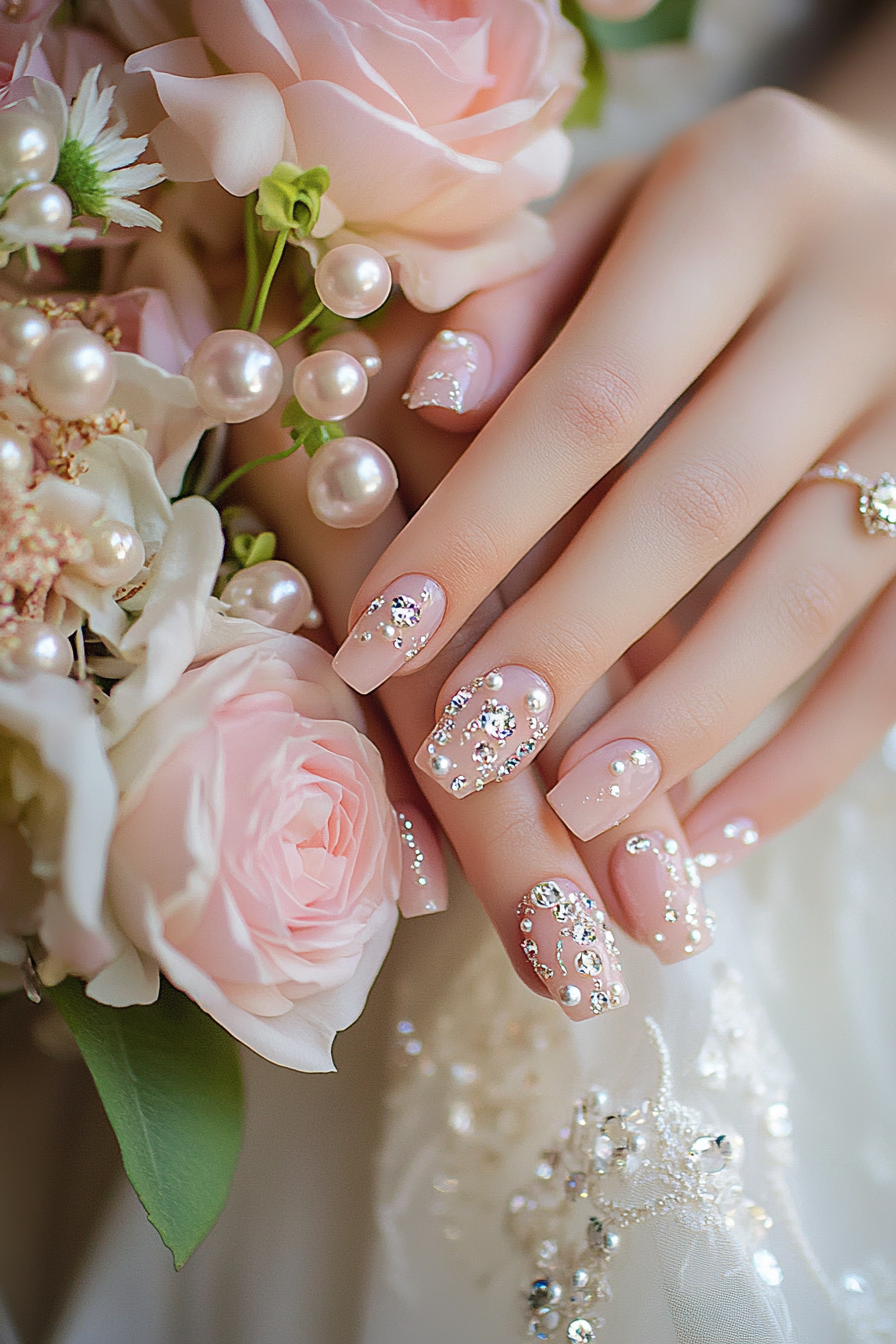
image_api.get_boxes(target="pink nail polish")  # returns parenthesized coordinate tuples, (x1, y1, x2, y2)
(395, 803, 448, 918)
(546, 739, 660, 842)
(518, 879, 628, 1021)
(402, 329, 493, 414)
(610, 830, 714, 965)
(414, 665, 553, 798)
(333, 576, 446, 694)
(690, 817, 760, 872)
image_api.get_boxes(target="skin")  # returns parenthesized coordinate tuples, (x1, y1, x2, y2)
(234, 1, 896, 1000)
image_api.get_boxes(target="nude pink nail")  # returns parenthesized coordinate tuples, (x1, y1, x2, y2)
(402, 329, 493, 414)
(518, 879, 628, 1021)
(414, 665, 553, 798)
(610, 830, 714, 965)
(395, 803, 448, 918)
(333, 576, 446, 694)
(546, 739, 660, 841)
(689, 817, 760, 873)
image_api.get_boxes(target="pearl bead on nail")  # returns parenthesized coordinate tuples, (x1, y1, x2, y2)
(28, 326, 116, 420)
(3, 183, 72, 235)
(306, 435, 397, 528)
(1, 621, 73, 678)
(318, 330, 382, 377)
(431, 755, 451, 777)
(485, 671, 504, 691)
(293, 349, 367, 422)
(186, 330, 283, 424)
(73, 519, 145, 588)
(0, 305, 51, 369)
(314, 244, 392, 319)
(0, 424, 32, 485)
(525, 687, 548, 713)
(0, 110, 58, 196)
(219, 559, 313, 632)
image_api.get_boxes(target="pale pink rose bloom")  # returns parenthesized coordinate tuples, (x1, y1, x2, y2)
(125, 0, 584, 311)
(93, 634, 402, 1071)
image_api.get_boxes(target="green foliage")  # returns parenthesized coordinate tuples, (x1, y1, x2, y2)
(586, 0, 697, 51)
(49, 977, 243, 1269)
(280, 396, 345, 458)
(562, 0, 607, 129)
(256, 164, 330, 240)
(231, 530, 276, 567)
(54, 137, 107, 220)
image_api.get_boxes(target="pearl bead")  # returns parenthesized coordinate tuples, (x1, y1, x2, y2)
(293, 349, 367, 422)
(0, 424, 32, 485)
(74, 519, 145, 588)
(219, 560, 313, 632)
(306, 436, 397, 529)
(0, 110, 58, 197)
(0, 305, 51, 369)
(186, 330, 283, 424)
(4, 182, 72, 235)
(318, 330, 382, 378)
(314, 244, 392, 319)
(303, 605, 323, 629)
(525, 687, 548, 713)
(431, 755, 451, 777)
(484, 672, 504, 690)
(28, 325, 116, 420)
(1, 621, 73, 678)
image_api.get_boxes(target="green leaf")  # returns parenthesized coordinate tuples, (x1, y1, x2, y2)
(232, 530, 277, 567)
(256, 163, 330, 240)
(279, 396, 344, 457)
(586, 0, 697, 50)
(302, 421, 344, 457)
(48, 977, 243, 1269)
(562, 0, 607, 129)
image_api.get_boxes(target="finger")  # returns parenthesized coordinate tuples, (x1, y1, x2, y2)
(546, 402, 896, 840)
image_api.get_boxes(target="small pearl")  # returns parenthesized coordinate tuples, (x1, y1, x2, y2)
(0, 305, 51, 368)
(525, 687, 548, 713)
(431, 755, 451, 777)
(1, 620, 73, 678)
(314, 244, 392, 319)
(186, 330, 283, 424)
(0, 423, 32, 485)
(381, 623, 396, 640)
(318, 330, 382, 378)
(306, 435, 397, 528)
(609, 759, 626, 775)
(303, 605, 323, 629)
(28, 325, 115, 420)
(0, 110, 58, 196)
(484, 671, 504, 690)
(73, 519, 145, 588)
(559, 985, 581, 1007)
(3, 182, 72, 235)
(293, 349, 367, 422)
(219, 559, 313, 632)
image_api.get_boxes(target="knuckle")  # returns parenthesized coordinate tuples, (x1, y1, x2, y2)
(662, 681, 733, 760)
(773, 562, 844, 649)
(729, 87, 831, 169)
(549, 359, 643, 456)
(656, 458, 753, 557)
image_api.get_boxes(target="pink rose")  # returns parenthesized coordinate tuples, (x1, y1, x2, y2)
(91, 634, 402, 1071)
(126, 0, 583, 311)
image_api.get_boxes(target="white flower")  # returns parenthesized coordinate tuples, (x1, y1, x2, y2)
(30, 66, 164, 230)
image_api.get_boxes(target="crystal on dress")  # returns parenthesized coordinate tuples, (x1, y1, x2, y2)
(752, 1248, 784, 1287)
(528, 1278, 562, 1312)
(689, 1134, 733, 1173)
(567, 1321, 595, 1342)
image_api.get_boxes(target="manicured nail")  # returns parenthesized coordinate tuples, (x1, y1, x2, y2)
(546, 739, 660, 842)
(610, 831, 714, 965)
(395, 803, 448, 918)
(333, 576, 446, 694)
(518, 879, 628, 1021)
(414, 665, 553, 798)
(402, 329, 493, 414)
(690, 817, 760, 872)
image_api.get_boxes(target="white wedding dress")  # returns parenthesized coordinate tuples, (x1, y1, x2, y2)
(44, 3, 896, 1342)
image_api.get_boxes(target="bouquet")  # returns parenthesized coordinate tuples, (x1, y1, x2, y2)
(0, 0, 694, 1268)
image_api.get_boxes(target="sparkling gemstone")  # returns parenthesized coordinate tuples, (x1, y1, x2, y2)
(586, 1219, 605, 1250)
(572, 921, 597, 945)
(554, 897, 576, 921)
(590, 991, 610, 1013)
(630, 748, 649, 766)
(565, 1170, 589, 1198)
(390, 594, 420, 626)
(520, 918, 533, 933)
(602, 1117, 629, 1151)
(528, 1312, 560, 1338)
(366, 597, 384, 613)
(522, 939, 538, 959)
(567, 1320, 595, 1342)
(531, 881, 563, 908)
(664, 909, 678, 922)
(481, 701, 516, 739)
(448, 689, 472, 713)
(559, 984, 581, 1007)
(535, 1152, 558, 1180)
(528, 1278, 562, 1312)
(472, 740, 497, 765)
(575, 950, 602, 976)
(863, 476, 896, 533)
(602, 1230, 621, 1256)
(765, 1103, 792, 1138)
(663, 838, 679, 854)
(689, 1134, 733, 1173)
(592, 1134, 614, 1171)
(625, 835, 651, 854)
(450, 776, 467, 793)
(752, 1248, 784, 1287)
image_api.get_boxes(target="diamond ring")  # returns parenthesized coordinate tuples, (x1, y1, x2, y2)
(802, 461, 896, 537)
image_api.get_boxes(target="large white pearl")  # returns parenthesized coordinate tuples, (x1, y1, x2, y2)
(186, 330, 283, 424)
(0, 305, 51, 369)
(4, 182, 72, 235)
(1, 621, 73, 678)
(293, 349, 367, 422)
(0, 110, 58, 197)
(314, 245, 392, 319)
(306, 436, 398, 528)
(318, 330, 382, 378)
(0, 423, 33, 485)
(73, 519, 145, 588)
(28, 325, 116, 420)
(220, 560, 313, 631)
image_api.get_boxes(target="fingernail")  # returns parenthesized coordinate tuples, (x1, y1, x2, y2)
(402, 329, 493, 414)
(333, 576, 446, 694)
(690, 817, 760, 872)
(518, 879, 628, 1021)
(546, 739, 660, 841)
(414, 665, 553, 798)
(395, 803, 448, 917)
(610, 831, 714, 965)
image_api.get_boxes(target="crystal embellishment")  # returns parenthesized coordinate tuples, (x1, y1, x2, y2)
(860, 474, 896, 536)
(481, 701, 516, 740)
(532, 881, 563, 908)
(390, 594, 421, 626)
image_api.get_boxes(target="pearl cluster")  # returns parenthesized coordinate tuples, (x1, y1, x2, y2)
(0, 108, 73, 252)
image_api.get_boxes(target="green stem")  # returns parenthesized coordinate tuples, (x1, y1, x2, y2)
(271, 301, 324, 348)
(238, 194, 261, 330)
(249, 229, 288, 334)
(206, 439, 303, 505)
